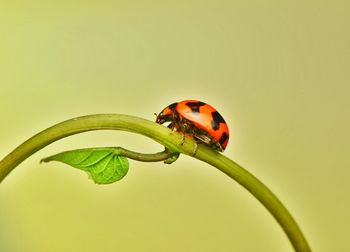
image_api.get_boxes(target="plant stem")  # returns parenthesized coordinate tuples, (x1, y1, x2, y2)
(41, 147, 177, 163)
(194, 147, 311, 251)
(0, 114, 187, 182)
(0, 114, 311, 251)
(113, 147, 179, 162)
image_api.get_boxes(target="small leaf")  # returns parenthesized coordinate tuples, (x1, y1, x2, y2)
(41, 148, 129, 184)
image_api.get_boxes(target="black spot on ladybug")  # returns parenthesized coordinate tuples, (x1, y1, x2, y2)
(211, 111, 225, 130)
(186, 101, 206, 113)
(219, 132, 228, 145)
(169, 102, 178, 111)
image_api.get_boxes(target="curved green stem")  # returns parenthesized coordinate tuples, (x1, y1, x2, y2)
(113, 147, 179, 162)
(41, 147, 177, 163)
(0, 114, 311, 251)
(195, 147, 311, 251)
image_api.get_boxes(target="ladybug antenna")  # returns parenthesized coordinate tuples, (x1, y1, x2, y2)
(154, 112, 158, 117)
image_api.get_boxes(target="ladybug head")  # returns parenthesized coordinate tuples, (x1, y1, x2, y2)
(155, 112, 167, 124)
(155, 102, 177, 124)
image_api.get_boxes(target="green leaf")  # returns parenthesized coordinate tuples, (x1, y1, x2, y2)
(41, 148, 129, 184)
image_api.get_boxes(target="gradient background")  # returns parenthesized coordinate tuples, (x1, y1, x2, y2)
(1, 1, 349, 251)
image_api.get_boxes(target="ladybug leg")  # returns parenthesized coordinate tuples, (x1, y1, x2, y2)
(193, 134, 211, 146)
(178, 121, 192, 145)
(169, 118, 179, 131)
(180, 134, 186, 145)
(167, 123, 174, 129)
(192, 143, 198, 156)
(167, 123, 175, 136)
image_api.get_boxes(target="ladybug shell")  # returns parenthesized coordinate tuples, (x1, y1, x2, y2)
(156, 100, 229, 151)
(175, 100, 229, 150)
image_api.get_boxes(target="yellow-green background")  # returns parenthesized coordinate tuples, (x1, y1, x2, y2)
(1, 1, 349, 251)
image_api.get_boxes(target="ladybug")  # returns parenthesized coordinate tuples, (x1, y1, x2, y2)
(156, 100, 229, 152)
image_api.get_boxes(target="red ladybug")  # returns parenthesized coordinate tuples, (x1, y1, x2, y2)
(156, 100, 229, 152)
